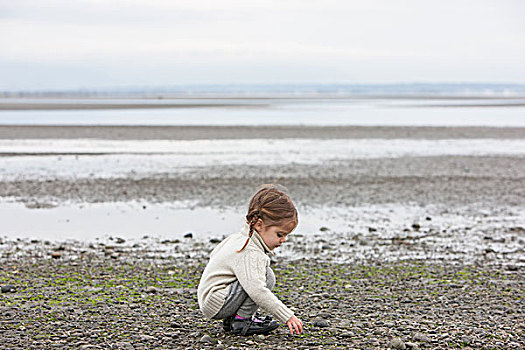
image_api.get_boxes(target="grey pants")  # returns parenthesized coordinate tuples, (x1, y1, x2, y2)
(212, 266, 275, 320)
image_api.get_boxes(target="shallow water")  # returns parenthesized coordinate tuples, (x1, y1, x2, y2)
(2, 199, 523, 250)
(1, 98, 525, 126)
(1, 138, 524, 180)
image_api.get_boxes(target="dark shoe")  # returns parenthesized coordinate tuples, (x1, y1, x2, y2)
(222, 315, 234, 331)
(230, 316, 280, 336)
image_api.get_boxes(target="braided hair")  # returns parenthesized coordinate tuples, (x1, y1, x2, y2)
(237, 184, 298, 252)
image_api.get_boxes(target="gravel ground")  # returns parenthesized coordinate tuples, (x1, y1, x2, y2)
(1, 125, 524, 349)
(0, 238, 524, 350)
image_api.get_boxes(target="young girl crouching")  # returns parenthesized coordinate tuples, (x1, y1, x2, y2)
(197, 185, 304, 336)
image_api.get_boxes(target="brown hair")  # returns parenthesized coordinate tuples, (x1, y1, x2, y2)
(237, 184, 298, 252)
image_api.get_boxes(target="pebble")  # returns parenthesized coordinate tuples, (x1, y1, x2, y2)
(313, 318, 330, 328)
(216, 344, 225, 350)
(405, 342, 420, 350)
(388, 338, 406, 349)
(146, 286, 158, 293)
(114, 342, 134, 350)
(1, 285, 16, 293)
(51, 252, 62, 259)
(199, 335, 217, 344)
(413, 332, 430, 343)
(184, 232, 193, 238)
(138, 334, 156, 341)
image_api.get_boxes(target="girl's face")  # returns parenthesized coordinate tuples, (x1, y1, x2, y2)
(254, 219, 296, 250)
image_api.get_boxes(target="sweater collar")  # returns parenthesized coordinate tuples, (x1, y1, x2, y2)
(240, 225, 275, 256)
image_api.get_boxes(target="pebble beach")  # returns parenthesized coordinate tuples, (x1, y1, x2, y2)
(1, 123, 524, 349)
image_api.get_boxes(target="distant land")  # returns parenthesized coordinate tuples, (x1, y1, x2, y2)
(2, 83, 525, 98)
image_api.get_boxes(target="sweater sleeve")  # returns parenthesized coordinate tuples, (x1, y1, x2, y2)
(232, 250, 294, 324)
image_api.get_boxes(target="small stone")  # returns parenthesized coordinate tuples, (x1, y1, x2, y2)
(189, 331, 200, 337)
(115, 237, 126, 244)
(313, 318, 330, 328)
(317, 312, 331, 318)
(461, 336, 472, 345)
(411, 223, 421, 230)
(319, 226, 330, 232)
(256, 335, 265, 340)
(199, 335, 217, 344)
(246, 340, 255, 345)
(184, 232, 193, 238)
(209, 238, 222, 244)
(216, 344, 225, 350)
(405, 342, 420, 350)
(139, 334, 156, 341)
(114, 342, 134, 350)
(1, 285, 16, 293)
(146, 286, 158, 293)
(388, 338, 406, 349)
(368, 227, 377, 232)
(340, 332, 353, 338)
(51, 252, 62, 259)
(413, 332, 430, 343)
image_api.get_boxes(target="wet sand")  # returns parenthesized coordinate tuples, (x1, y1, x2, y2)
(1, 125, 525, 140)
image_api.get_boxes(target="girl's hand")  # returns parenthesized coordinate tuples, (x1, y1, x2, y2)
(286, 315, 303, 335)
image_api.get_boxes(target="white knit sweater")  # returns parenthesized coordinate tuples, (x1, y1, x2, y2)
(197, 227, 294, 324)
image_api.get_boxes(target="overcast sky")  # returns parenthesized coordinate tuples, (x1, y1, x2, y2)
(1, 0, 524, 90)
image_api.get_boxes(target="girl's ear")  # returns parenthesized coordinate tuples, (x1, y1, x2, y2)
(254, 218, 263, 232)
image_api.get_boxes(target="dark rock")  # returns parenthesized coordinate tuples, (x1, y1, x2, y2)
(368, 227, 377, 232)
(115, 237, 126, 244)
(319, 226, 330, 232)
(313, 318, 330, 328)
(425, 217, 432, 221)
(184, 233, 193, 239)
(411, 223, 421, 230)
(1, 285, 16, 293)
(209, 238, 222, 244)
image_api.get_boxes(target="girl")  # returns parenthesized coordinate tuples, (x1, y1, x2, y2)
(197, 184, 304, 336)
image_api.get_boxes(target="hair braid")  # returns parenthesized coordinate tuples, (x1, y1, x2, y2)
(237, 212, 259, 252)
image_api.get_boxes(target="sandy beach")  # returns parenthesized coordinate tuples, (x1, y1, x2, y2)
(1, 124, 524, 349)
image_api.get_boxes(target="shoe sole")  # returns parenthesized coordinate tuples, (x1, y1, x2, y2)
(231, 323, 279, 336)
